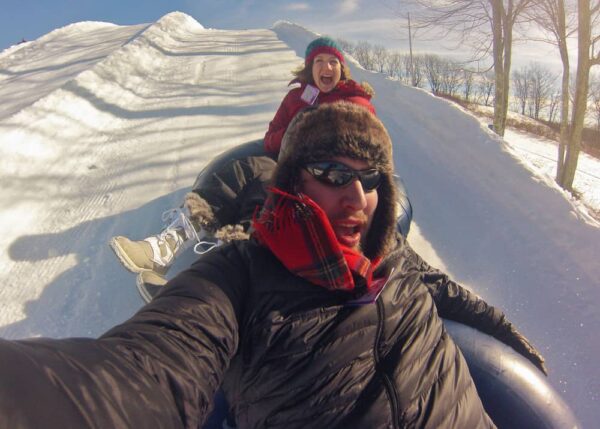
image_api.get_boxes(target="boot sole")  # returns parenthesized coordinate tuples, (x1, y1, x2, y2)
(109, 237, 151, 274)
(136, 272, 167, 304)
(137, 281, 152, 303)
(136, 277, 153, 303)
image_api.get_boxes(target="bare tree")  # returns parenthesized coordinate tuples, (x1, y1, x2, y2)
(559, 0, 600, 191)
(530, 0, 575, 185)
(440, 60, 463, 96)
(354, 41, 375, 70)
(547, 90, 562, 123)
(372, 44, 389, 73)
(513, 63, 558, 119)
(386, 51, 403, 79)
(413, 55, 425, 87)
(423, 54, 444, 94)
(335, 38, 355, 57)
(408, 0, 535, 136)
(528, 63, 557, 120)
(476, 71, 496, 106)
(463, 69, 475, 102)
(512, 67, 531, 115)
(489, 0, 537, 135)
(590, 75, 600, 131)
(403, 54, 424, 87)
(528, 0, 600, 191)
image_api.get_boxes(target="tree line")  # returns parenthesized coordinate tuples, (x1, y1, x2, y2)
(348, 0, 599, 194)
(339, 38, 599, 131)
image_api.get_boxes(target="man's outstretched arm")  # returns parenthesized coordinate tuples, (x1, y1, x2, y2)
(0, 246, 246, 428)
(399, 236, 547, 375)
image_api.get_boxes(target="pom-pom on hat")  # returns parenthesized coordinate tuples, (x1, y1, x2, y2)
(305, 36, 346, 66)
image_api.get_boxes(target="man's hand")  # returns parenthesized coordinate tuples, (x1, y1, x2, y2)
(495, 317, 548, 375)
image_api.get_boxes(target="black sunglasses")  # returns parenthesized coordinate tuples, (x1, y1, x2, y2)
(303, 161, 382, 192)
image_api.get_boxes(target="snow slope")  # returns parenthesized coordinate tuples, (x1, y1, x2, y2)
(1, 11, 599, 427)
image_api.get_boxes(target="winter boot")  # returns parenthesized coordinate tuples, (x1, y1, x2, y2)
(133, 237, 222, 303)
(110, 207, 202, 276)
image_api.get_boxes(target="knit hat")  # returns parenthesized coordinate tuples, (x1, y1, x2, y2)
(305, 36, 346, 66)
(273, 102, 397, 260)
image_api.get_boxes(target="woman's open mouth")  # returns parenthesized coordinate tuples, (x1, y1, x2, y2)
(319, 76, 334, 86)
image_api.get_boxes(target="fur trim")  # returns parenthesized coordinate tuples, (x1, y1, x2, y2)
(360, 81, 375, 97)
(184, 192, 217, 230)
(185, 192, 250, 242)
(273, 102, 396, 260)
(215, 224, 250, 243)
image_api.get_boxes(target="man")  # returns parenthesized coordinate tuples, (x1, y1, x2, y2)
(0, 102, 544, 428)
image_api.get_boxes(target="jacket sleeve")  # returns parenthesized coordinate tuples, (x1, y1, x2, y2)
(0, 245, 248, 428)
(402, 239, 547, 375)
(264, 90, 297, 154)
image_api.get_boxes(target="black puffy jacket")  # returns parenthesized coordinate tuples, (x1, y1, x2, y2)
(204, 236, 497, 428)
(0, 236, 506, 428)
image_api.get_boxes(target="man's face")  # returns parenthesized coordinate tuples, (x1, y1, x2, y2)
(299, 156, 379, 252)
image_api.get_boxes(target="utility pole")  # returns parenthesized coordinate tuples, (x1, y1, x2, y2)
(408, 12, 416, 86)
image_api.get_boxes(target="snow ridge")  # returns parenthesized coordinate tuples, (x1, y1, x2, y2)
(0, 12, 300, 339)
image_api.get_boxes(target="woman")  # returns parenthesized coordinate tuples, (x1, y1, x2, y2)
(264, 36, 375, 153)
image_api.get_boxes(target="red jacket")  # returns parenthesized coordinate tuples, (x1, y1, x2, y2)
(264, 80, 375, 154)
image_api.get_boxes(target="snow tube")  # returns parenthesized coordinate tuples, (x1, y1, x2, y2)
(190, 139, 275, 192)
(444, 320, 580, 429)
(190, 140, 413, 238)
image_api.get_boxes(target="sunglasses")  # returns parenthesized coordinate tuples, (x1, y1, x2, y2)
(303, 161, 382, 192)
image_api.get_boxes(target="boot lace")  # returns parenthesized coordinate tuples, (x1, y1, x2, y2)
(160, 208, 219, 256)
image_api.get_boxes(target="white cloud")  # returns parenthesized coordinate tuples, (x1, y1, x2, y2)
(338, 0, 360, 14)
(284, 3, 311, 11)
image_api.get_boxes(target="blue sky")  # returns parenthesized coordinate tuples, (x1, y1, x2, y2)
(1, 1, 566, 74)
(1, 0, 408, 52)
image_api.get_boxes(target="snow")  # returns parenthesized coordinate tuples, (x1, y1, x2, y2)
(1, 11, 599, 427)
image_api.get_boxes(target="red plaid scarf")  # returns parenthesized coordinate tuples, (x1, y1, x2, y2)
(252, 188, 379, 291)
